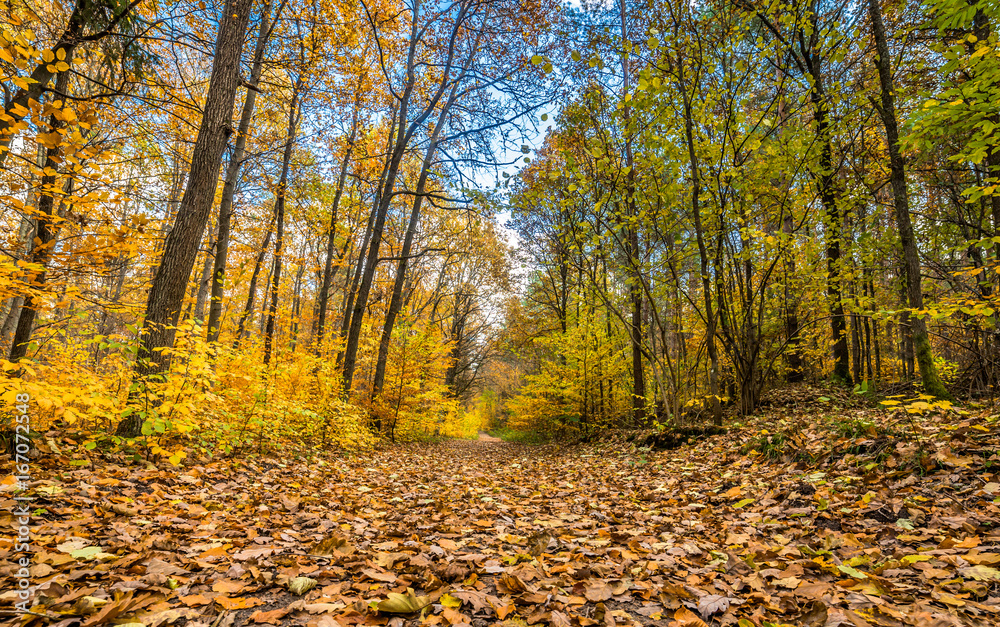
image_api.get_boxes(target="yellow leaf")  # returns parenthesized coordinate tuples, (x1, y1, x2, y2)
(440, 593, 462, 608)
(376, 589, 431, 614)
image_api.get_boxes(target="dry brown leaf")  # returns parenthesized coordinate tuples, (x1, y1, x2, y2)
(672, 607, 708, 627)
(249, 606, 292, 624)
(178, 594, 212, 607)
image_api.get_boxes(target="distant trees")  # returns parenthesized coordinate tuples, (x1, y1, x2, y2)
(500, 0, 998, 434)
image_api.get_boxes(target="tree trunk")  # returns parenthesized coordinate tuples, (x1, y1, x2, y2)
(7, 70, 71, 366)
(341, 118, 411, 392)
(337, 106, 398, 369)
(206, 0, 276, 343)
(316, 102, 359, 353)
(235, 216, 275, 347)
(124, 0, 253, 381)
(263, 81, 302, 365)
(807, 55, 851, 385)
(371, 82, 459, 400)
(675, 43, 720, 425)
(868, 0, 951, 399)
(340, 0, 471, 393)
(620, 0, 646, 422)
(290, 254, 306, 352)
(193, 216, 217, 323)
(119, 0, 253, 436)
(783, 214, 804, 381)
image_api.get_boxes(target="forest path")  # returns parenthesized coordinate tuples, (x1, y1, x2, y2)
(476, 430, 502, 442)
(3, 430, 996, 626)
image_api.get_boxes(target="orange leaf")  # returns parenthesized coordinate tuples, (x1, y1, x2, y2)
(672, 608, 708, 627)
(217, 596, 264, 610)
(250, 606, 292, 624)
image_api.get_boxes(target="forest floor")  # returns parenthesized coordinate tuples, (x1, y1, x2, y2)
(2, 393, 1000, 627)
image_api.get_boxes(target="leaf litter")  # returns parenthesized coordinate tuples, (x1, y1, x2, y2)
(1, 405, 1000, 627)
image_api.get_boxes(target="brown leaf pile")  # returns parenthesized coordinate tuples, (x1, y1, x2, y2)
(2, 406, 999, 627)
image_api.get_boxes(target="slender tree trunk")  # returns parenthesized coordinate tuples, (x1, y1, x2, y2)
(783, 213, 804, 381)
(371, 86, 457, 399)
(1, 219, 32, 352)
(337, 107, 397, 369)
(851, 308, 862, 384)
(340, 0, 471, 392)
(118, 0, 254, 436)
(263, 82, 302, 365)
(7, 70, 71, 365)
(620, 0, 646, 422)
(207, 0, 276, 343)
(808, 56, 851, 385)
(675, 46, 720, 425)
(868, 0, 950, 398)
(0, 297, 24, 351)
(341, 114, 412, 391)
(290, 255, 305, 352)
(337, 190, 377, 367)
(775, 68, 804, 383)
(316, 101, 359, 352)
(258, 256, 274, 336)
(235, 215, 276, 347)
(193, 216, 216, 322)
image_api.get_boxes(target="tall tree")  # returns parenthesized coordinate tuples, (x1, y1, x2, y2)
(340, 0, 473, 392)
(263, 74, 304, 365)
(207, 0, 281, 343)
(867, 0, 950, 398)
(117, 0, 255, 436)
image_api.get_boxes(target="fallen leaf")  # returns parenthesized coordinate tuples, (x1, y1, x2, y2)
(288, 576, 318, 595)
(376, 588, 431, 614)
(672, 607, 708, 627)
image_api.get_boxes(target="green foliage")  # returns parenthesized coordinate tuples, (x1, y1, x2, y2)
(490, 426, 549, 444)
(833, 416, 878, 439)
(741, 430, 789, 461)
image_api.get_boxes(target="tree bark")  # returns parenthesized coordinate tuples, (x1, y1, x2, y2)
(263, 80, 302, 365)
(340, 104, 413, 392)
(340, 0, 471, 393)
(808, 51, 851, 385)
(207, 0, 276, 343)
(235, 216, 276, 347)
(868, 0, 951, 398)
(783, 213, 804, 381)
(7, 70, 71, 366)
(316, 98, 360, 352)
(192, 215, 216, 322)
(336, 105, 399, 369)
(118, 0, 254, 437)
(290, 253, 306, 352)
(620, 0, 646, 422)
(371, 75, 463, 400)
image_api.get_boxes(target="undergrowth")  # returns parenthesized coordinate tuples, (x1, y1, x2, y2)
(490, 426, 550, 444)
